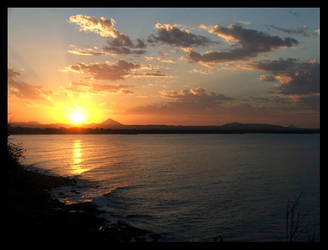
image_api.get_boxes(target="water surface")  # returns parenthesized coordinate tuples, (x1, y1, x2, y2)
(10, 134, 320, 241)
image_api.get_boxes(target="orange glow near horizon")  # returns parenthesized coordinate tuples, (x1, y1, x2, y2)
(68, 104, 88, 125)
(71, 111, 85, 124)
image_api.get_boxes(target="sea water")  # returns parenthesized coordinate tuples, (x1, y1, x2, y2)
(9, 134, 320, 241)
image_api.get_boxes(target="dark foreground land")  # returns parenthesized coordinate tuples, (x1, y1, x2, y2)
(7, 143, 162, 243)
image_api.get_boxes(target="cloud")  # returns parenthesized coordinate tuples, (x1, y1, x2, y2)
(129, 87, 233, 115)
(238, 20, 251, 25)
(189, 68, 213, 75)
(131, 71, 173, 78)
(69, 14, 118, 38)
(62, 60, 141, 80)
(265, 24, 310, 37)
(103, 33, 147, 55)
(186, 24, 299, 66)
(249, 58, 320, 95)
(257, 74, 277, 82)
(67, 46, 113, 56)
(127, 85, 318, 127)
(62, 60, 170, 80)
(64, 81, 133, 94)
(145, 56, 176, 64)
(69, 14, 147, 55)
(8, 69, 53, 105)
(148, 23, 215, 49)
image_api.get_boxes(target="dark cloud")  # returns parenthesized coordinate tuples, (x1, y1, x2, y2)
(249, 58, 320, 95)
(8, 69, 53, 105)
(148, 23, 215, 49)
(186, 24, 299, 66)
(295, 94, 320, 110)
(103, 33, 147, 55)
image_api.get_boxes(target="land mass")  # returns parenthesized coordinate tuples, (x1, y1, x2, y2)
(8, 119, 320, 134)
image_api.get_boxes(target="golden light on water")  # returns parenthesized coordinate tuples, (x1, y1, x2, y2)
(71, 140, 89, 175)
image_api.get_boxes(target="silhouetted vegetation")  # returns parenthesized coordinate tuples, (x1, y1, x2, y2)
(8, 125, 320, 135)
(285, 192, 319, 242)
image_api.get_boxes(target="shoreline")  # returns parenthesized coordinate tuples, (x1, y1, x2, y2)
(8, 157, 162, 242)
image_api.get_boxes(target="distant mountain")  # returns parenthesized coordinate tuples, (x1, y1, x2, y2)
(87, 118, 124, 129)
(8, 119, 319, 134)
(218, 122, 291, 131)
(10, 118, 124, 129)
(10, 121, 74, 129)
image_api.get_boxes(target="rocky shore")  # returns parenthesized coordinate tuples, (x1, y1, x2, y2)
(8, 149, 162, 242)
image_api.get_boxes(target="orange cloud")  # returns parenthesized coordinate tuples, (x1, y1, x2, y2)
(8, 69, 53, 105)
(69, 14, 118, 38)
(62, 60, 170, 80)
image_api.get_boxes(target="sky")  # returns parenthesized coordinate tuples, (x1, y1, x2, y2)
(8, 8, 320, 127)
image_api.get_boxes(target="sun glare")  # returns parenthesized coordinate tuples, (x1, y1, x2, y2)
(71, 111, 85, 124)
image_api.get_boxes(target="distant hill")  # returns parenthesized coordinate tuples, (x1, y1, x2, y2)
(10, 118, 124, 129)
(218, 122, 292, 131)
(88, 118, 123, 129)
(8, 119, 320, 134)
(9, 121, 69, 129)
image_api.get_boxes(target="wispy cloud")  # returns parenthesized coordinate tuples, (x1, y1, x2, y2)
(265, 24, 311, 37)
(189, 68, 213, 75)
(145, 56, 176, 64)
(67, 45, 113, 56)
(62, 60, 170, 80)
(64, 81, 133, 94)
(8, 69, 53, 105)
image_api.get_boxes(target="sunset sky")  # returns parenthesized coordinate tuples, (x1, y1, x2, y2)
(8, 8, 320, 127)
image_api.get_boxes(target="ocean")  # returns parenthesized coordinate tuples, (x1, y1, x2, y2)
(9, 134, 320, 242)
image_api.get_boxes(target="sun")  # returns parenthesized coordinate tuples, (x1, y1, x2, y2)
(71, 111, 85, 124)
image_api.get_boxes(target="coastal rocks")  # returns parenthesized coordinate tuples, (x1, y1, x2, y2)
(97, 220, 162, 242)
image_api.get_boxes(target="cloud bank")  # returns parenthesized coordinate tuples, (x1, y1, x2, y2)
(8, 69, 53, 105)
(184, 24, 299, 66)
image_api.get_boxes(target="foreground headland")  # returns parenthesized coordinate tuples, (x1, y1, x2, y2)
(7, 144, 162, 242)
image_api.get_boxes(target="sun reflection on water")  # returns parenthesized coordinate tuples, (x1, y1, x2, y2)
(71, 140, 89, 175)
